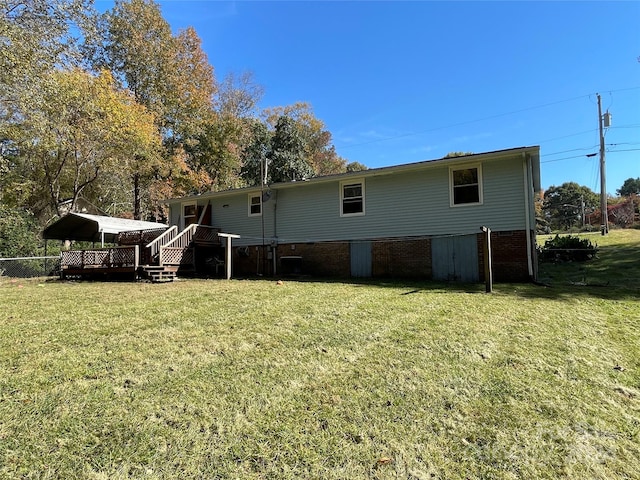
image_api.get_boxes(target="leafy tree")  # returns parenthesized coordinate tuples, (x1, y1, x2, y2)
(6, 69, 161, 221)
(543, 182, 599, 230)
(444, 151, 474, 158)
(99, 0, 228, 202)
(263, 102, 348, 176)
(185, 113, 249, 192)
(103, 0, 174, 121)
(103, 1, 215, 143)
(1, 0, 94, 214)
(0, 204, 40, 257)
(346, 161, 368, 173)
(216, 71, 264, 118)
(617, 177, 640, 197)
(268, 116, 313, 183)
(240, 120, 272, 187)
(534, 190, 549, 233)
(168, 26, 216, 143)
(1, 0, 91, 92)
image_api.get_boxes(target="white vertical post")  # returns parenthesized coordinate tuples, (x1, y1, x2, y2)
(225, 237, 232, 280)
(218, 233, 241, 280)
(481, 226, 493, 293)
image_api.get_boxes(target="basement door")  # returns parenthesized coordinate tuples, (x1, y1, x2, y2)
(431, 234, 479, 282)
(350, 241, 372, 278)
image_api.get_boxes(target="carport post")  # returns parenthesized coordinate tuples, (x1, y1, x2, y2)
(480, 226, 493, 293)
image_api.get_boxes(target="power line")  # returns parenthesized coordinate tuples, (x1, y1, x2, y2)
(541, 154, 593, 164)
(336, 87, 640, 150)
(605, 148, 640, 153)
(543, 145, 599, 157)
(540, 146, 638, 164)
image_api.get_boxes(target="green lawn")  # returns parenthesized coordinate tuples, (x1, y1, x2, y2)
(1, 231, 639, 479)
(537, 229, 640, 288)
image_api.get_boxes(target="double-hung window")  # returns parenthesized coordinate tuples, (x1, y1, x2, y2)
(450, 165, 483, 206)
(341, 179, 365, 216)
(248, 194, 262, 216)
(182, 202, 198, 228)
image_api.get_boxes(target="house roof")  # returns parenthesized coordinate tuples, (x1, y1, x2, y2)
(168, 146, 540, 203)
(42, 212, 167, 243)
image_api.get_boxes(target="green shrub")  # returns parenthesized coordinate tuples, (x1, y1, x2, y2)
(539, 234, 598, 262)
(0, 204, 40, 258)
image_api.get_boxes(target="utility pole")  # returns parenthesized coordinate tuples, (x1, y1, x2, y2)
(597, 93, 609, 235)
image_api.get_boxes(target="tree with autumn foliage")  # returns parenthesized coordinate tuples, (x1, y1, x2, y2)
(2, 69, 161, 222)
(98, 0, 220, 199)
(2, 0, 357, 234)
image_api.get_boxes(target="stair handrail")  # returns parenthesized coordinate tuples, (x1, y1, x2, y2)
(162, 223, 198, 250)
(146, 225, 178, 258)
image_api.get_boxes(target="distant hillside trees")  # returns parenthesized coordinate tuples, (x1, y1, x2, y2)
(543, 183, 599, 230)
(617, 177, 640, 197)
(543, 179, 639, 232)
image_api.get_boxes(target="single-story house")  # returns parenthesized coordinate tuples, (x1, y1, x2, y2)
(166, 146, 541, 282)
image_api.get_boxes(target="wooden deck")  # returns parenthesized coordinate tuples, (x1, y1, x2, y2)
(60, 246, 139, 280)
(58, 225, 231, 282)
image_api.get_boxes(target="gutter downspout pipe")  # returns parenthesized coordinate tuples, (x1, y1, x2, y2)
(522, 153, 534, 279)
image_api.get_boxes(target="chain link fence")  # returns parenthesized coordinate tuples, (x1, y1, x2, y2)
(0, 256, 61, 279)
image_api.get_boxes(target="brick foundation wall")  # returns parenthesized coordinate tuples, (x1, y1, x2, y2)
(372, 238, 431, 278)
(276, 242, 351, 277)
(484, 230, 532, 282)
(232, 245, 262, 277)
(229, 230, 533, 282)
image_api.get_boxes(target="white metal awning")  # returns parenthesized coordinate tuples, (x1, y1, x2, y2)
(43, 213, 168, 245)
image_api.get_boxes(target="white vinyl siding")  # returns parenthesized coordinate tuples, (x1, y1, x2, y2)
(167, 152, 532, 245)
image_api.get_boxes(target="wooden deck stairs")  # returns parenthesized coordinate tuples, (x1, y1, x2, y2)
(142, 224, 220, 282)
(140, 265, 178, 283)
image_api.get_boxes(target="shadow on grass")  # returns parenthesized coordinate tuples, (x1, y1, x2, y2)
(291, 276, 639, 301)
(273, 249, 639, 302)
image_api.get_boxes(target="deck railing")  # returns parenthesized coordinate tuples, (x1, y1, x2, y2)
(146, 225, 178, 259)
(60, 245, 139, 272)
(159, 224, 220, 266)
(193, 225, 221, 245)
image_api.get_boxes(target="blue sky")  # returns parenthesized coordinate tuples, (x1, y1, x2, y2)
(97, 0, 640, 195)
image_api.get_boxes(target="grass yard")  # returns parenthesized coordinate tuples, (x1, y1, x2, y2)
(1, 231, 639, 479)
(537, 229, 640, 288)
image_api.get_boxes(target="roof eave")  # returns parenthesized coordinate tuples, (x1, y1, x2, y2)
(166, 146, 540, 202)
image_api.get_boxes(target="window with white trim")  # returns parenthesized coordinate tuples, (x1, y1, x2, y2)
(450, 165, 483, 206)
(182, 201, 198, 228)
(248, 194, 262, 216)
(341, 179, 365, 216)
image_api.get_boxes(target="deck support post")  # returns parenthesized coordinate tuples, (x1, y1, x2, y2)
(218, 233, 241, 280)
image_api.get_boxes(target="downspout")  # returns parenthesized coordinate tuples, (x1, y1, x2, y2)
(522, 154, 534, 279)
(272, 190, 278, 276)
